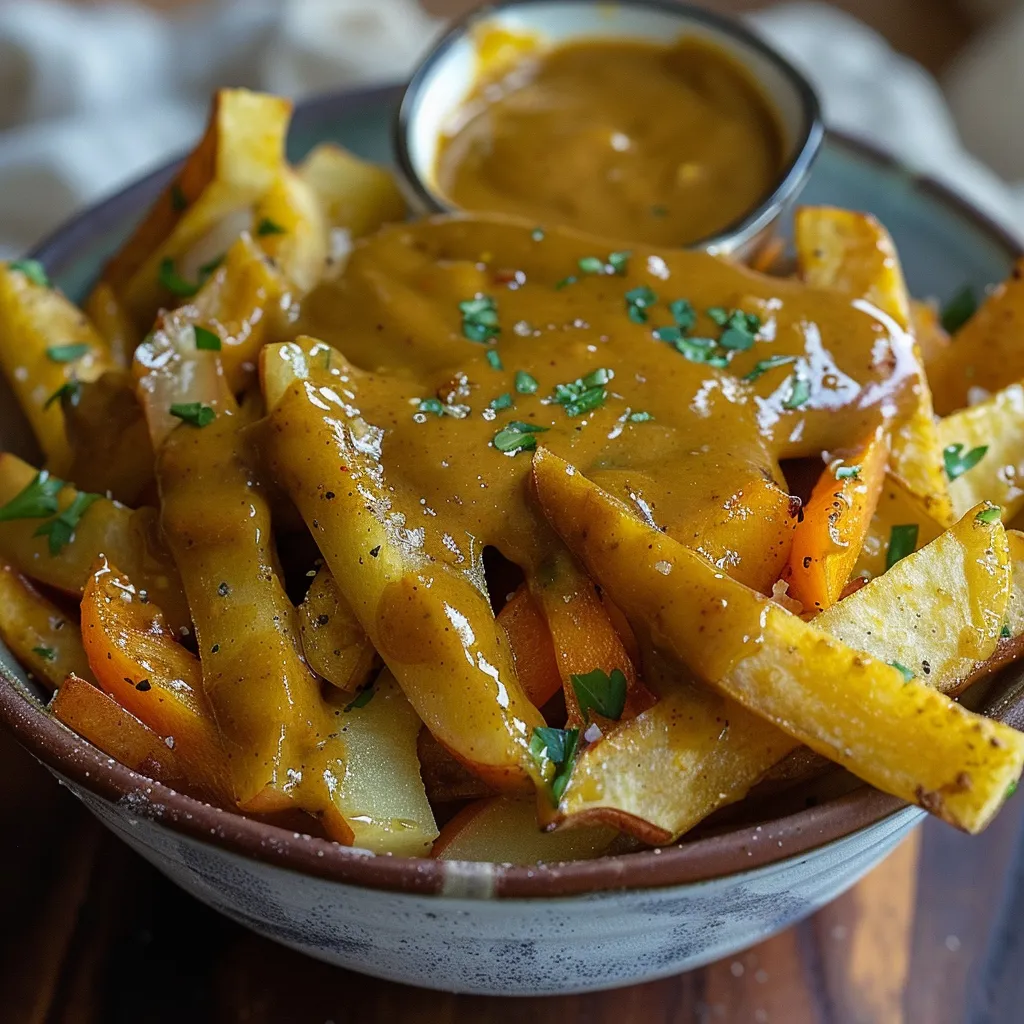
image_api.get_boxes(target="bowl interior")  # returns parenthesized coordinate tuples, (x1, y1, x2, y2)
(400, 0, 817, 213)
(4, 81, 1022, 898)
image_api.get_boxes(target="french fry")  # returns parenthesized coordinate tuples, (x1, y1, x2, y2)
(795, 206, 953, 526)
(911, 299, 951, 370)
(260, 337, 545, 791)
(83, 281, 140, 369)
(926, 261, 1024, 415)
(0, 565, 92, 690)
(297, 143, 407, 241)
(433, 795, 617, 863)
(496, 584, 563, 708)
(418, 729, 494, 804)
(816, 507, 1011, 694)
(251, 169, 328, 294)
(98, 88, 292, 330)
(321, 670, 438, 856)
(0, 263, 113, 474)
(0, 453, 189, 632)
(81, 556, 233, 804)
(50, 674, 183, 785)
(533, 447, 1024, 833)
(783, 429, 888, 612)
(937, 382, 1024, 521)
(298, 567, 378, 692)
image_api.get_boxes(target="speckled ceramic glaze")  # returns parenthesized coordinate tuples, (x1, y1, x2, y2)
(0, 83, 1021, 996)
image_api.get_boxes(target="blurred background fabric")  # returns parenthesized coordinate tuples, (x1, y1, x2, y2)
(0, 0, 1021, 258)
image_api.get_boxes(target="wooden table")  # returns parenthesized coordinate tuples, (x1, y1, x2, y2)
(2, 723, 1022, 1023)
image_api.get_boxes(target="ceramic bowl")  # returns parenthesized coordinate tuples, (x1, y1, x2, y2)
(1, 83, 1023, 996)
(394, 0, 824, 258)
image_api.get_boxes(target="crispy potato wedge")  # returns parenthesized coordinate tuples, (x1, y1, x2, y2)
(496, 584, 563, 709)
(912, 299, 952, 369)
(0, 453, 188, 631)
(251, 169, 328, 294)
(784, 430, 888, 612)
(0, 565, 92, 690)
(433, 795, 617, 863)
(297, 143, 407, 241)
(795, 206, 953, 526)
(321, 670, 437, 856)
(927, 261, 1024, 415)
(260, 337, 545, 791)
(816, 506, 1010, 694)
(533, 447, 1024, 833)
(298, 567, 378, 692)
(83, 281, 139, 369)
(418, 729, 494, 804)
(937, 382, 1024, 521)
(0, 263, 113, 474)
(98, 88, 292, 330)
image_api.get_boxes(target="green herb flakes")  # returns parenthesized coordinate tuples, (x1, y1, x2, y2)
(418, 397, 444, 416)
(9, 259, 49, 288)
(170, 402, 216, 428)
(625, 285, 657, 324)
(460, 295, 500, 343)
(493, 420, 549, 455)
(44, 380, 81, 409)
(628, 411, 654, 423)
(976, 505, 1002, 525)
(486, 349, 504, 371)
(256, 217, 286, 237)
(0, 471, 63, 522)
(158, 257, 201, 297)
(193, 325, 221, 352)
(571, 667, 628, 721)
(32, 646, 55, 661)
(529, 725, 580, 803)
(490, 392, 514, 411)
(34, 492, 100, 555)
(943, 443, 988, 482)
(890, 661, 914, 684)
(578, 256, 604, 275)
(886, 524, 919, 570)
(531, 228, 545, 242)
(940, 286, 978, 334)
(835, 464, 861, 480)
(669, 298, 696, 332)
(46, 343, 88, 363)
(1001, 624, 1012, 639)
(782, 375, 811, 410)
(555, 275, 577, 290)
(344, 683, 375, 712)
(514, 370, 538, 394)
(742, 354, 796, 382)
(552, 368, 613, 417)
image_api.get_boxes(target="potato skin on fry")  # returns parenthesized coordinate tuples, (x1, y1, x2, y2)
(533, 447, 1024, 834)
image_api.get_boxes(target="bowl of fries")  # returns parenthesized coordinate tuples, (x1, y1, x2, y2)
(1, 82, 1024, 995)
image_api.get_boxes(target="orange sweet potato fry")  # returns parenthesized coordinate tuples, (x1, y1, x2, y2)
(80, 555, 232, 804)
(783, 430, 889, 613)
(497, 584, 563, 709)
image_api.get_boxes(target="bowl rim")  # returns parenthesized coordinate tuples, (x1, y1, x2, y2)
(392, 0, 826, 253)
(2, 81, 1021, 902)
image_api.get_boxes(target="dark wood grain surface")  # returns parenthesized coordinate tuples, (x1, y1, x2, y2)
(1, 724, 1021, 1024)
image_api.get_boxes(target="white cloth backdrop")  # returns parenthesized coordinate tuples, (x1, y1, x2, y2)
(0, 0, 1021, 259)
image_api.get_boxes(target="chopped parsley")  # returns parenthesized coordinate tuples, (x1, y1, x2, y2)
(418, 397, 444, 416)
(835, 464, 861, 480)
(529, 725, 580, 803)
(493, 420, 549, 455)
(651, 204, 669, 218)
(667, 334, 729, 367)
(44, 380, 81, 409)
(555, 275, 577, 290)
(34, 492, 100, 555)
(890, 661, 914, 684)
(976, 505, 1002, 525)
(486, 349, 504, 371)
(552, 368, 613, 417)
(629, 410, 654, 422)
(669, 298, 696, 332)
(743, 354, 796, 382)
(170, 402, 216, 428)
(344, 683, 376, 711)
(170, 184, 188, 212)
(943, 443, 987, 482)
(940, 286, 977, 334)
(9, 259, 49, 287)
(514, 370, 538, 395)
(577, 251, 630, 277)
(32, 646, 55, 661)
(158, 257, 202, 297)
(713, 308, 762, 351)
(625, 286, 657, 324)
(490, 392, 514, 411)
(0, 471, 63, 522)
(193, 325, 221, 352)
(1001, 624, 1012, 639)
(197, 255, 224, 283)
(531, 228, 545, 242)
(256, 217, 286, 237)
(46, 343, 88, 363)
(1008, 780, 1018, 799)
(782, 375, 811, 410)
(571, 667, 627, 721)
(578, 256, 604, 275)
(886, 524, 919, 570)
(460, 295, 500, 343)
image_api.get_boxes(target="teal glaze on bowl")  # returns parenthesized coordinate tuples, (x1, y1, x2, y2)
(2, 83, 1019, 995)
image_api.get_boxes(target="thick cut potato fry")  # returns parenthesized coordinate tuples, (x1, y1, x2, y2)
(83, 281, 139, 369)
(81, 557, 233, 805)
(251, 169, 328, 294)
(297, 143, 407, 241)
(260, 338, 545, 791)
(0, 453, 189, 631)
(816, 507, 1010, 694)
(298, 567, 378, 692)
(0, 565, 92, 690)
(927, 260, 1024, 415)
(322, 670, 438, 856)
(50, 674, 183, 784)
(795, 206, 953, 526)
(533, 447, 1024, 833)
(433, 795, 617, 863)
(855, 471, 945, 581)
(99, 89, 292, 329)
(418, 729, 494, 804)
(784, 430, 888, 612)
(0, 264, 113, 474)
(496, 584, 563, 708)
(937, 382, 1024, 521)
(911, 299, 951, 370)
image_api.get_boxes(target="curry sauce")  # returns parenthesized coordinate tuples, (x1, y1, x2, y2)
(435, 36, 784, 245)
